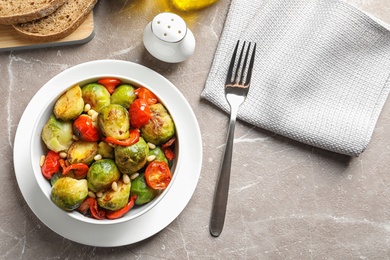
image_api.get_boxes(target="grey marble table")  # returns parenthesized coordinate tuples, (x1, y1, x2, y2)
(2, 0, 390, 259)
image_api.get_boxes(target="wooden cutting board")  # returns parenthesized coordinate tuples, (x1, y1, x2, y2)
(0, 12, 95, 52)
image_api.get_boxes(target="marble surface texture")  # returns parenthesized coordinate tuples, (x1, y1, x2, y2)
(2, 0, 390, 259)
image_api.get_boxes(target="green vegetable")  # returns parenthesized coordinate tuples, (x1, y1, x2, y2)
(82, 83, 110, 112)
(131, 174, 159, 205)
(97, 181, 131, 210)
(115, 137, 149, 174)
(98, 104, 130, 140)
(42, 114, 73, 152)
(110, 84, 137, 109)
(87, 159, 121, 192)
(141, 103, 175, 145)
(51, 177, 88, 211)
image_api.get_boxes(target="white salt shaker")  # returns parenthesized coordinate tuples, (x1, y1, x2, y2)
(143, 12, 195, 63)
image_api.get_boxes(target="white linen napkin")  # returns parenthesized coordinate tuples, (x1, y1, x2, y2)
(201, 0, 390, 156)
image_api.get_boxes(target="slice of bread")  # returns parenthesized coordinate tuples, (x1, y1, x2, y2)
(0, 0, 68, 25)
(12, 0, 97, 42)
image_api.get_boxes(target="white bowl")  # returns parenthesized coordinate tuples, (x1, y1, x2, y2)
(30, 72, 179, 225)
(15, 60, 202, 246)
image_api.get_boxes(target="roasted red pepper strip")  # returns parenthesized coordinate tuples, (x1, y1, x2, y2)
(41, 151, 61, 180)
(102, 129, 140, 146)
(59, 160, 89, 177)
(162, 137, 176, 149)
(77, 197, 106, 220)
(163, 147, 175, 161)
(98, 78, 121, 94)
(90, 198, 106, 220)
(106, 195, 137, 219)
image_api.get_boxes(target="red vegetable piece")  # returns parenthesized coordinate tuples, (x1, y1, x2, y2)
(73, 115, 100, 142)
(163, 147, 175, 161)
(145, 161, 172, 190)
(129, 99, 152, 129)
(102, 129, 140, 146)
(90, 198, 106, 220)
(134, 87, 158, 105)
(41, 150, 61, 180)
(61, 163, 89, 178)
(98, 78, 121, 94)
(106, 195, 137, 219)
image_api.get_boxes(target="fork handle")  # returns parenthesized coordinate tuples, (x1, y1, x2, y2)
(209, 106, 239, 237)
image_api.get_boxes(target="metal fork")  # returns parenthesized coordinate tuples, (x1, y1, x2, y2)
(209, 40, 257, 237)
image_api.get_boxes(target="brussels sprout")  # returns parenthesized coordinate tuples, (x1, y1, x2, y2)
(81, 83, 110, 112)
(42, 114, 73, 152)
(51, 177, 88, 211)
(87, 159, 121, 192)
(67, 140, 98, 165)
(98, 104, 130, 140)
(130, 174, 159, 205)
(97, 181, 130, 211)
(115, 137, 149, 174)
(148, 146, 168, 165)
(98, 141, 114, 158)
(110, 84, 137, 109)
(53, 85, 84, 121)
(141, 103, 175, 145)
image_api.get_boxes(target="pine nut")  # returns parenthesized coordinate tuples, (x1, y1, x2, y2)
(147, 142, 156, 149)
(88, 109, 96, 117)
(130, 173, 139, 180)
(40, 155, 45, 167)
(122, 174, 130, 184)
(96, 191, 103, 198)
(91, 112, 98, 122)
(147, 155, 156, 162)
(84, 104, 91, 112)
(112, 181, 118, 191)
(72, 135, 79, 141)
(94, 154, 102, 161)
(88, 191, 96, 198)
(59, 152, 67, 159)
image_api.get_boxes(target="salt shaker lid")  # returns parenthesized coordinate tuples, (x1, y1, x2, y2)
(151, 13, 187, 43)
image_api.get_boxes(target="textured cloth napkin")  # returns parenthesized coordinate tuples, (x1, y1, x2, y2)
(201, 0, 390, 156)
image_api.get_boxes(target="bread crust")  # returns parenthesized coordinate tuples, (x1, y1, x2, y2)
(12, 0, 97, 42)
(0, 0, 68, 25)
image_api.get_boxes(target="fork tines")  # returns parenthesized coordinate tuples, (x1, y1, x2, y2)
(226, 40, 257, 88)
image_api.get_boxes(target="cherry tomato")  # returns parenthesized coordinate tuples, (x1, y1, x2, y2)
(135, 87, 158, 105)
(102, 129, 140, 146)
(129, 99, 152, 129)
(106, 195, 137, 219)
(73, 115, 100, 142)
(41, 150, 61, 180)
(145, 161, 172, 189)
(98, 78, 121, 94)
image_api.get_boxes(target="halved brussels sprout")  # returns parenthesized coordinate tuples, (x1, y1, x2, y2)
(115, 137, 149, 174)
(130, 173, 159, 205)
(82, 83, 110, 112)
(87, 159, 121, 193)
(53, 85, 84, 121)
(51, 177, 88, 211)
(97, 181, 130, 211)
(42, 114, 73, 152)
(98, 104, 130, 140)
(67, 140, 98, 165)
(98, 141, 114, 159)
(148, 146, 168, 165)
(141, 103, 175, 145)
(110, 84, 137, 109)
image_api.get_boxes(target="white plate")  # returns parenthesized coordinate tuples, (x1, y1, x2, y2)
(13, 60, 202, 247)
